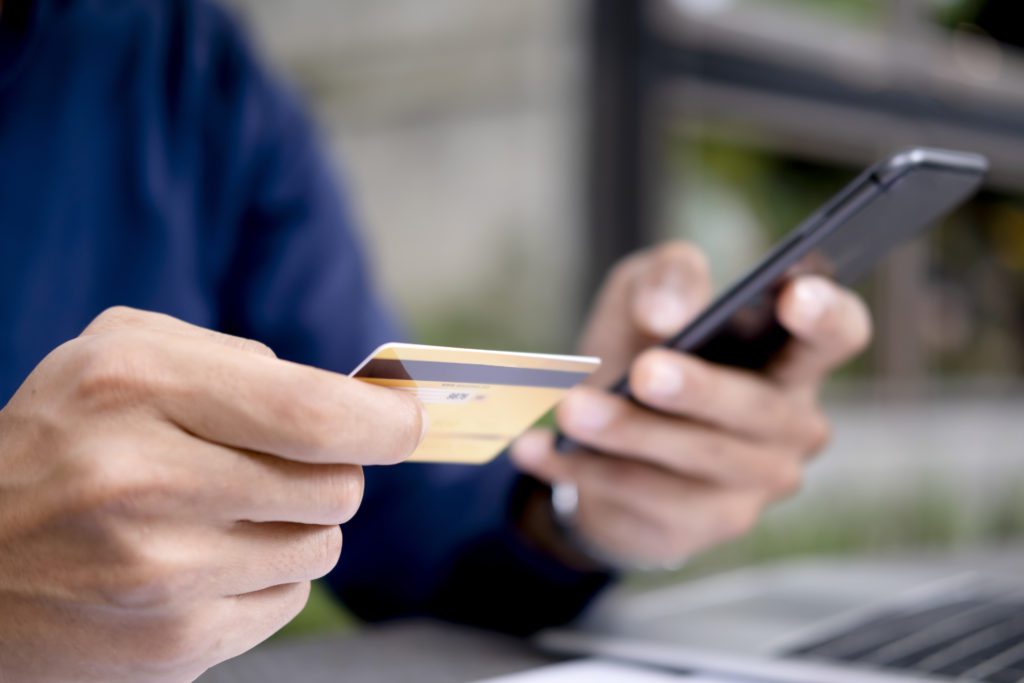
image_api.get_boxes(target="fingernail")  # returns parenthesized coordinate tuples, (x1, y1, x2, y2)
(563, 391, 616, 433)
(641, 287, 691, 338)
(644, 358, 684, 399)
(792, 278, 833, 327)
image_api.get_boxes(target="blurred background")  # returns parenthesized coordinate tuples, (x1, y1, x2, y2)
(225, 0, 1024, 631)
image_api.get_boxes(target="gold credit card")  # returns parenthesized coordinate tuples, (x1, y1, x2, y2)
(350, 343, 600, 465)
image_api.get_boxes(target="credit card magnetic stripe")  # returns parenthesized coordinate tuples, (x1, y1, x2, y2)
(355, 359, 591, 389)
(360, 343, 598, 373)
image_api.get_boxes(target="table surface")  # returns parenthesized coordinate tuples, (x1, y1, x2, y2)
(198, 546, 1024, 683)
(197, 620, 558, 683)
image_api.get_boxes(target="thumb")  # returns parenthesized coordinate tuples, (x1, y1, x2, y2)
(579, 242, 711, 384)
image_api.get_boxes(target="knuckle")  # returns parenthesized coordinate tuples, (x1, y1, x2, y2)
(279, 581, 314, 627)
(578, 453, 631, 491)
(595, 456, 638, 490)
(608, 252, 646, 287)
(598, 251, 651, 305)
(140, 614, 211, 674)
(701, 434, 728, 463)
(84, 306, 148, 335)
(311, 526, 343, 579)
(717, 500, 760, 540)
(754, 387, 788, 426)
(660, 241, 711, 278)
(71, 334, 160, 410)
(103, 548, 182, 610)
(769, 460, 804, 498)
(231, 336, 277, 358)
(62, 454, 130, 514)
(61, 473, 195, 609)
(66, 450, 172, 518)
(315, 465, 365, 524)
(848, 304, 874, 355)
(801, 412, 832, 455)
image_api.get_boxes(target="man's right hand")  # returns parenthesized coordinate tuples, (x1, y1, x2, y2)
(0, 307, 426, 682)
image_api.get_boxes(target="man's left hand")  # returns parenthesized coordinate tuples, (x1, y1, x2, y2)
(511, 242, 871, 569)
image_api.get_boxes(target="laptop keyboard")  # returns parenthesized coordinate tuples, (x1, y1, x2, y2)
(787, 591, 1024, 682)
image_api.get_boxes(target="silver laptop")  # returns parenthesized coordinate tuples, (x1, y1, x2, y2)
(537, 548, 1024, 683)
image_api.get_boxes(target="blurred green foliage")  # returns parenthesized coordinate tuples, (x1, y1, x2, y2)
(736, 0, 884, 26)
(732, 0, 988, 28)
(628, 478, 1024, 588)
(933, 0, 989, 26)
(277, 581, 355, 640)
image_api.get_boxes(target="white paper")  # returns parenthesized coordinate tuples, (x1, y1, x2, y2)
(477, 659, 747, 682)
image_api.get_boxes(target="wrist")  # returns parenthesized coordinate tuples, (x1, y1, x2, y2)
(549, 483, 633, 572)
(516, 479, 612, 573)
(549, 483, 690, 574)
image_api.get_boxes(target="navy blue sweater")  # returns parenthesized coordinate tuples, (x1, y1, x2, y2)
(0, 0, 609, 634)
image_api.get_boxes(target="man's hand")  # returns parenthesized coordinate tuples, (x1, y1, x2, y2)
(0, 307, 426, 682)
(511, 242, 871, 568)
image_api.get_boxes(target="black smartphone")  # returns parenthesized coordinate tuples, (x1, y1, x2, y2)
(558, 147, 988, 452)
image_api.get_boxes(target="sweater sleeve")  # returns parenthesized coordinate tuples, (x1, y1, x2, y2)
(202, 1, 612, 635)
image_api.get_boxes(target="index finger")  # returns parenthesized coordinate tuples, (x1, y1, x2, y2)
(81, 306, 277, 358)
(77, 329, 427, 465)
(627, 349, 817, 443)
